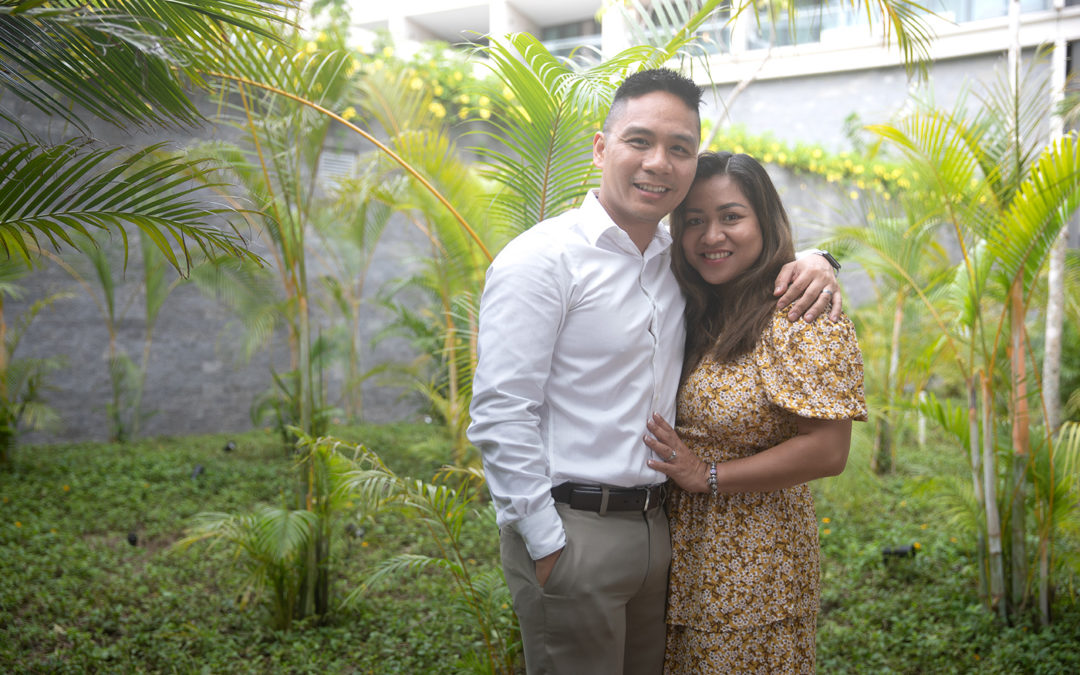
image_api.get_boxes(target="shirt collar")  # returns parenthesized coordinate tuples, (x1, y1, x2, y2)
(579, 190, 673, 258)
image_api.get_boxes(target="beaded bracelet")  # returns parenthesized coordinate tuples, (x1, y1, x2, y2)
(707, 462, 718, 496)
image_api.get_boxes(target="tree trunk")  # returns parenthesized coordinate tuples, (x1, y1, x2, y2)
(968, 380, 988, 602)
(1036, 0, 1069, 626)
(1009, 281, 1030, 612)
(982, 373, 1007, 616)
(872, 291, 898, 473)
(1044, 6, 1068, 436)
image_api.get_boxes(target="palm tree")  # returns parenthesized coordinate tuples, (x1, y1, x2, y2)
(1, 0, 293, 459)
(0, 0, 293, 266)
(867, 56, 1080, 621)
(827, 199, 953, 474)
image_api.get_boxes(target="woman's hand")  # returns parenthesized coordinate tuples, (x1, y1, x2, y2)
(644, 413, 709, 493)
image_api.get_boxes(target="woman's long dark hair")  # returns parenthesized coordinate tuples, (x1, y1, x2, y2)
(670, 152, 795, 377)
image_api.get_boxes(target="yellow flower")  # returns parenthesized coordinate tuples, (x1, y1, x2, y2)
(777, 152, 788, 164)
(853, 164, 865, 174)
(50, 528, 57, 534)
(898, 178, 911, 189)
(900, 500, 908, 507)
(763, 153, 773, 163)
(453, 71, 464, 82)
(502, 86, 514, 100)
(479, 108, 491, 120)
(433, 85, 444, 96)
(856, 180, 866, 189)
(822, 517, 831, 524)
(429, 101, 446, 118)
(342, 106, 357, 121)
(734, 145, 745, 154)
(305, 41, 318, 54)
(370, 60, 383, 71)
(883, 192, 892, 201)
(381, 46, 394, 58)
(823, 528, 832, 535)
(950, 537, 958, 543)
(913, 541, 922, 550)
(63, 485, 70, 492)
(15, 521, 21, 528)
(410, 77, 423, 90)
(849, 190, 859, 200)
(920, 523, 928, 530)
(478, 95, 490, 107)
(361, 541, 369, 548)
(347, 59, 361, 76)
(459, 108, 469, 120)
(457, 94, 470, 104)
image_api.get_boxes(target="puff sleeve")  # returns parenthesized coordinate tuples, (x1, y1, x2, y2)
(756, 310, 868, 422)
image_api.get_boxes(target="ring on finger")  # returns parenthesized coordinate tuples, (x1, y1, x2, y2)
(821, 288, 834, 296)
(668, 450, 677, 461)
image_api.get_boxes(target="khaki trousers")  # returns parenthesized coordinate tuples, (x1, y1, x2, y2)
(501, 502, 671, 675)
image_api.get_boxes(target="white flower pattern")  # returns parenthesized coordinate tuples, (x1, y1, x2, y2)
(664, 308, 867, 673)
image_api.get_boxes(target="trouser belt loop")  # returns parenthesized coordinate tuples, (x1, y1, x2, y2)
(599, 486, 610, 516)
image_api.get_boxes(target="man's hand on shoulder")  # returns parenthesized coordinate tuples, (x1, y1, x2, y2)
(774, 253, 842, 323)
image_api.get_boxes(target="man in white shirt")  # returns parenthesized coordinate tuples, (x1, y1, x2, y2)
(467, 69, 840, 674)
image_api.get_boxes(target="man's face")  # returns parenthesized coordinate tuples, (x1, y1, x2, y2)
(592, 90, 700, 234)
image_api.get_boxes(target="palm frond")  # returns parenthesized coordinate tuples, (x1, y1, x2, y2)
(0, 140, 260, 273)
(472, 33, 602, 232)
(0, 0, 296, 130)
(989, 132, 1080, 297)
(188, 256, 284, 362)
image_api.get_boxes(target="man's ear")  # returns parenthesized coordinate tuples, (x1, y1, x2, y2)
(592, 131, 606, 169)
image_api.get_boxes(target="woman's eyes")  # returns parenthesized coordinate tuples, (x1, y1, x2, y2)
(686, 213, 741, 227)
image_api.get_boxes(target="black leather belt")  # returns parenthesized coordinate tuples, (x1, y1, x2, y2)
(551, 482, 666, 513)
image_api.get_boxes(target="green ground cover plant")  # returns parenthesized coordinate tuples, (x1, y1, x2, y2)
(2, 422, 1078, 673)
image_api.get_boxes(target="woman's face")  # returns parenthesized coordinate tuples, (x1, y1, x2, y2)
(679, 174, 763, 287)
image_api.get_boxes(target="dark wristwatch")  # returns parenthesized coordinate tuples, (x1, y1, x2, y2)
(818, 250, 841, 271)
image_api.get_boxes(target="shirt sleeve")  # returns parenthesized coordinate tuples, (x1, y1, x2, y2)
(467, 235, 568, 560)
(757, 310, 868, 421)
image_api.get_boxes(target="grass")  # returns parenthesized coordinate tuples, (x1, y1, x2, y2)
(2, 422, 1079, 673)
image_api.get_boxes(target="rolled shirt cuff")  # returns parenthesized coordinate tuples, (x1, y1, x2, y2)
(513, 503, 566, 560)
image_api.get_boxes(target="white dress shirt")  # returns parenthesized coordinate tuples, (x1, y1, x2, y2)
(468, 191, 686, 560)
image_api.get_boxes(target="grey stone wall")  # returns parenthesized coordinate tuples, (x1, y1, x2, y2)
(4, 45, 1077, 444)
(3, 96, 429, 444)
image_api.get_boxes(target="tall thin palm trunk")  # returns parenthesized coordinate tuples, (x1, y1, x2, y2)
(967, 380, 988, 601)
(982, 373, 1007, 616)
(1009, 280, 1030, 611)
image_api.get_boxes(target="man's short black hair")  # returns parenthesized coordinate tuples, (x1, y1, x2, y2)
(603, 68, 703, 132)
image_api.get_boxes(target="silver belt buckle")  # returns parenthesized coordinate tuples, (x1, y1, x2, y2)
(642, 486, 651, 511)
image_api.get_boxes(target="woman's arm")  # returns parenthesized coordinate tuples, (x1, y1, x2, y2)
(644, 412, 851, 494)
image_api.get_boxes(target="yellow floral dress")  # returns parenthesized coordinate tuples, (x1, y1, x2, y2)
(664, 309, 867, 674)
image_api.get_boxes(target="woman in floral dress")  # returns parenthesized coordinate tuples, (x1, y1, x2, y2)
(644, 152, 867, 673)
